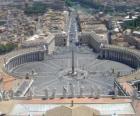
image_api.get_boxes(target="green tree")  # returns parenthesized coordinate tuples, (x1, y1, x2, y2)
(0, 43, 17, 55)
(24, 2, 47, 15)
(65, 0, 75, 6)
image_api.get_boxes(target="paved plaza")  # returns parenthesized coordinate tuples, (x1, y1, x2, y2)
(11, 45, 133, 96)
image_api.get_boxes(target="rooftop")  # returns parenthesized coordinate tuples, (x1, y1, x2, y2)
(0, 98, 135, 115)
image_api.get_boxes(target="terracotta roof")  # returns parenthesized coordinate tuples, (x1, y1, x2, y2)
(3, 78, 16, 90)
(120, 82, 134, 96)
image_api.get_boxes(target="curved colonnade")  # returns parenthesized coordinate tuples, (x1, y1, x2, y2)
(99, 45, 140, 69)
(5, 50, 44, 72)
(0, 48, 45, 78)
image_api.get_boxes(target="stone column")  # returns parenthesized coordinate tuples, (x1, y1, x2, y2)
(8, 63, 11, 71)
(2, 90, 6, 100)
(105, 51, 107, 59)
(137, 60, 140, 68)
(0, 90, 3, 101)
(18, 57, 20, 65)
(117, 52, 119, 61)
(10, 61, 13, 69)
(22, 55, 25, 63)
(138, 83, 140, 91)
(99, 51, 103, 59)
(25, 55, 27, 63)
(19, 57, 21, 65)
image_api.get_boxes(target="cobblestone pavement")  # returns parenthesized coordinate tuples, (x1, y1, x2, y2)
(12, 46, 133, 96)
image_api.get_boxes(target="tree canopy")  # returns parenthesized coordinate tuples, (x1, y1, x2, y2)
(0, 43, 17, 55)
(123, 16, 140, 30)
(65, 0, 75, 6)
(24, 2, 47, 15)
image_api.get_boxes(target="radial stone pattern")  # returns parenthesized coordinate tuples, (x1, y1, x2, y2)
(12, 46, 133, 97)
